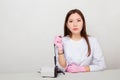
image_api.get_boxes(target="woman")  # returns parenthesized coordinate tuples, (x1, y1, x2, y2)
(54, 9, 106, 73)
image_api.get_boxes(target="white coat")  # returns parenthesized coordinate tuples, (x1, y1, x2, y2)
(55, 36, 106, 72)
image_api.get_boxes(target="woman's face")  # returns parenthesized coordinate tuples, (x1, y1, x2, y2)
(67, 13, 83, 35)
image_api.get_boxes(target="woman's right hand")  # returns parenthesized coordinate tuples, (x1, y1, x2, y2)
(54, 35, 63, 51)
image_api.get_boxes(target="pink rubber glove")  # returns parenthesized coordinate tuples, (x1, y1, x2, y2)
(66, 63, 86, 73)
(54, 35, 63, 50)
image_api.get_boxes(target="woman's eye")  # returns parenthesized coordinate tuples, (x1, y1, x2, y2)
(77, 20, 81, 22)
(69, 21, 73, 23)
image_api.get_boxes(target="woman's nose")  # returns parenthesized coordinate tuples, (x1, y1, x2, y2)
(73, 22, 77, 27)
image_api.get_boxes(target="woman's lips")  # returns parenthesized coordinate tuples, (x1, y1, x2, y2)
(73, 28, 79, 30)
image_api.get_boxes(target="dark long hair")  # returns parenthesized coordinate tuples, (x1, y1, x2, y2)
(64, 9, 91, 56)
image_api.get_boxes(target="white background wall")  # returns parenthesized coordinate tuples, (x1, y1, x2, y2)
(0, 0, 120, 73)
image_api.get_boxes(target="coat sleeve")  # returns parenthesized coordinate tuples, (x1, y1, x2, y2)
(89, 38, 106, 72)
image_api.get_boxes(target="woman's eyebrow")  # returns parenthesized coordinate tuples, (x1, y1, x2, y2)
(77, 18, 81, 19)
(68, 17, 81, 21)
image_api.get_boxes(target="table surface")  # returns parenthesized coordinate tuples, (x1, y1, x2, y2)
(0, 69, 120, 80)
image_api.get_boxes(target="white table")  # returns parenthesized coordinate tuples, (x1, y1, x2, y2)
(0, 69, 120, 80)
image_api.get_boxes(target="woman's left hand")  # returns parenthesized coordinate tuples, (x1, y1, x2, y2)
(66, 63, 89, 73)
(66, 63, 81, 73)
